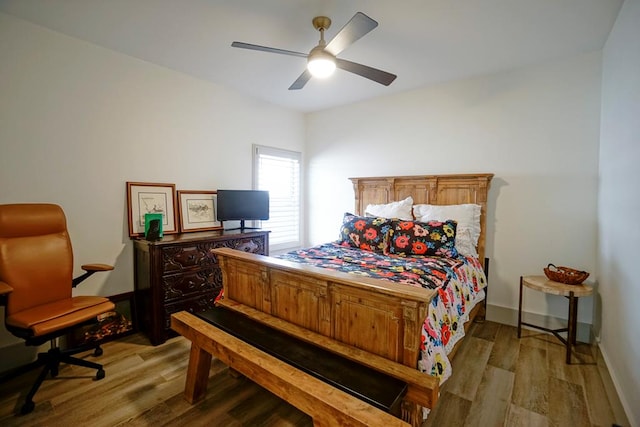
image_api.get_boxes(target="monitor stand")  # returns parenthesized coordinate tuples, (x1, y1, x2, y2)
(223, 220, 261, 232)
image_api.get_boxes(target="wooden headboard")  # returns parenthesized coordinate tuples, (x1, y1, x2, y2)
(349, 174, 494, 263)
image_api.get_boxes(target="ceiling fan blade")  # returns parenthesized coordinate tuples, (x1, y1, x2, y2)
(335, 58, 397, 86)
(325, 12, 378, 56)
(231, 41, 308, 59)
(288, 70, 312, 90)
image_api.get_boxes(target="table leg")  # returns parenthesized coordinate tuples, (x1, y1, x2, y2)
(184, 342, 212, 403)
(570, 296, 579, 345)
(566, 291, 576, 364)
(518, 276, 523, 338)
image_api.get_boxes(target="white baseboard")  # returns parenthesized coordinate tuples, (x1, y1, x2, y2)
(597, 344, 634, 427)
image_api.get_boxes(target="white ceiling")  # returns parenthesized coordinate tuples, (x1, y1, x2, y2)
(0, 0, 624, 113)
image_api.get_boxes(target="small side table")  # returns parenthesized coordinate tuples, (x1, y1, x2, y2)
(518, 275, 593, 364)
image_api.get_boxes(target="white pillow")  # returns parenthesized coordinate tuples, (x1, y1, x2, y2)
(413, 203, 481, 258)
(449, 228, 478, 258)
(365, 196, 413, 220)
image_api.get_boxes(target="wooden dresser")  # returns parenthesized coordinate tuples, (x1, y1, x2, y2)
(133, 230, 269, 345)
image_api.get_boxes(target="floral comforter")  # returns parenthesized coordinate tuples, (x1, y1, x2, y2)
(278, 242, 487, 385)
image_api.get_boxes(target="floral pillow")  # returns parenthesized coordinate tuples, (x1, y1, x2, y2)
(338, 213, 392, 253)
(387, 219, 458, 258)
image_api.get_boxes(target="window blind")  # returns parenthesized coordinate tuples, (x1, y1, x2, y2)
(253, 145, 301, 251)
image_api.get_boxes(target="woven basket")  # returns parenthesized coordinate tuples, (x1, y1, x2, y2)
(544, 263, 589, 285)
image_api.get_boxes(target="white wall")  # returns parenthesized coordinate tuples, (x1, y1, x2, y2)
(0, 13, 304, 352)
(599, 0, 640, 424)
(306, 51, 602, 331)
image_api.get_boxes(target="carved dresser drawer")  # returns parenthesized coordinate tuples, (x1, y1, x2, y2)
(161, 244, 216, 273)
(161, 268, 218, 301)
(133, 230, 269, 345)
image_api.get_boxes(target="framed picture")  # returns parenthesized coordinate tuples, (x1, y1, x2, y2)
(177, 190, 222, 232)
(126, 182, 177, 237)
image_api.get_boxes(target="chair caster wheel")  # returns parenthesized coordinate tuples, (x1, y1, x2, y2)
(21, 401, 35, 414)
(51, 368, 58, 378)
(94, 347, 103, 357)
(96, 369, 105, 380)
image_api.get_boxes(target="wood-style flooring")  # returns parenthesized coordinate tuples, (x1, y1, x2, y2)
(0, 321, 629, 426)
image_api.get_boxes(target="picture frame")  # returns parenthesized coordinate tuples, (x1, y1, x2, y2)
(126, 182, 177, 237)
(177, 190, 222, 232)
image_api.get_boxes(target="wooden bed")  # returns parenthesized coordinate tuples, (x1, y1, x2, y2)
(181, 173, 493, 426)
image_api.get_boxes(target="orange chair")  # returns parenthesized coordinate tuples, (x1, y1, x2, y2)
(0, 203, 115, 414)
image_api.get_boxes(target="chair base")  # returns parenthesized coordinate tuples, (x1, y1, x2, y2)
(20, 345, 106, 415)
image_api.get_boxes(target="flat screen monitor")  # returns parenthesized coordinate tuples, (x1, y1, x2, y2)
(216, 190, 269, 231)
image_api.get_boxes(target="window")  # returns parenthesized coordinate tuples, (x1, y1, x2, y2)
(253, 145, 302, 252)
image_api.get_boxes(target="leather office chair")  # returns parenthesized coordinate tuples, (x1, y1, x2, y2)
(0, 203, 116, 414)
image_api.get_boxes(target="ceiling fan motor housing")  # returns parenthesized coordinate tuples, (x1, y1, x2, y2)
(307, 16, 336, 78)
(307, 46, 336, 78)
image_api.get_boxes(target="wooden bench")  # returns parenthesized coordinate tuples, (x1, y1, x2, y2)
(171, 308, 414, 427)
(197, 306, 407, 413)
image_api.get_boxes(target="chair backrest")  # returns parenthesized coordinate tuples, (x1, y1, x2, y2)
(0, 204, 74, 316)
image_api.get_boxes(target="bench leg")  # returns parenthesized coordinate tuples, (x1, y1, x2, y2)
(184, 342, 212, 404)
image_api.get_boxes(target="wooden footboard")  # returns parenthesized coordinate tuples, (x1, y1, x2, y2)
(213, 247, 436, 371)
(213, 247, 442, 426)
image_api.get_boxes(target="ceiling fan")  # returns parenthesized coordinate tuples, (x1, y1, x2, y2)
(231, 12, 397, 90)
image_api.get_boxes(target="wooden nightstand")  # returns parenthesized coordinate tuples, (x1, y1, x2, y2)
(518, 275, 593, 364)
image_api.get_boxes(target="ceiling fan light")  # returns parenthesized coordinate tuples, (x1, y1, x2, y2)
(307, 52, 336, 78)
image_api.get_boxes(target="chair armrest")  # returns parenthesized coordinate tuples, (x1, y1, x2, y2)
(81, 264, 114, 272)
(72, 263, 115, 287)
(0, 281, 12, 295)
(0, 281, 12, 306)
